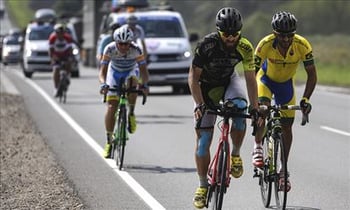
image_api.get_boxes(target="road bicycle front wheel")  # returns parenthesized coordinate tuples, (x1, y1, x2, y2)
(212, 141, 229, 210)
(259, 135, 273, 208)
(115, 105, 127, 170)
(274, 133, 288, 209)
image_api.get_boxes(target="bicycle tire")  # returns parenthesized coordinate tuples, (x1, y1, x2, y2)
(58, 72, 68, 103)
(115, 105, 127, 170)
(213, 141, 228, 210)
(259, 135, 273, 208)
(274, 132, 288, 209)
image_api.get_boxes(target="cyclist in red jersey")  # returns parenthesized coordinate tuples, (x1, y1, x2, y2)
(49, 23, 74, 97)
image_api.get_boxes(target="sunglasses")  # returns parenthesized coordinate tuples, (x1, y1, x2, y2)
(274, 31, 295, 38)
(218, 30, 241, 38)
(118, 42, 130, 46)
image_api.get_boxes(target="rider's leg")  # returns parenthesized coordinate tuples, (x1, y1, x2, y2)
(223, 73, 248, 156)
(53, 65, 60, 89)
(127, 77, 139, 115)
(105, 99, 118, 142)
(194, 110, 216, 187)
(195, 128, 213, 186)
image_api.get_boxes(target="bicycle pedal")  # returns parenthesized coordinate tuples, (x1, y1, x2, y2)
(253, 168, 261, 178)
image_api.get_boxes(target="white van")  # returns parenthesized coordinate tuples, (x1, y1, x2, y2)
(100, 10, 198, 93)
(22, 22, 80, 78)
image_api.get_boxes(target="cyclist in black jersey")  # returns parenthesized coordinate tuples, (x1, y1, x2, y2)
(188, 7, 260, 209)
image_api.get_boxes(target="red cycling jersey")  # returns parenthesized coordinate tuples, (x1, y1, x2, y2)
(49, 32, 73, 59)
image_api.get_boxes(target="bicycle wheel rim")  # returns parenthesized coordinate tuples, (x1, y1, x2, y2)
(274, 134, 288, 209)
(260, 136, 272, 208)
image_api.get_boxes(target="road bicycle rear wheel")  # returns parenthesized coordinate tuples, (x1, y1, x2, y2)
(58, 72, 68, 103)
(274, 133, 288, 209)
(115, 105, 127, 170)
(213, 141, 229, 210)
(259, 136, 273, 208)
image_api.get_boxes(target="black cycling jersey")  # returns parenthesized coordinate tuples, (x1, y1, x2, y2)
(193, 32, 254, 86)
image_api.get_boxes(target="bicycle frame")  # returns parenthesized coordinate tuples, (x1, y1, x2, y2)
(205, 100, 253, 210)
(207, 117, 231, 189)
(103, 78, 146, 170)
(254, 104, 307, 210)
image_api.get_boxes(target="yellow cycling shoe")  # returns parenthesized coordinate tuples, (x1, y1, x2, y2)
(103, 143, 111, 158)
(128, 114, 137, 134)
(193, 187, 207, 209)
(231, 155, 243, 178)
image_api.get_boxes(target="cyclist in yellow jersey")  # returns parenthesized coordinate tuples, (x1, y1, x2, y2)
(188, 7, 259, 209)
(253, 11, 317, 192)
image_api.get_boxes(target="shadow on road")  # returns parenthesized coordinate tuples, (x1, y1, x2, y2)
(268, 205, 321, 210)
(123, 164, 196, 174)
(136, 114, 192, 125)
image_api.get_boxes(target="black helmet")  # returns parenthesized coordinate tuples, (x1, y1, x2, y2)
(271, 11, 297, 33)
(216, 7, 242, 34)
(109, 21, 120, 31)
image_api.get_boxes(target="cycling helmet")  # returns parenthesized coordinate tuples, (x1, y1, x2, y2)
(113, 25, 133, 43)
(271, 11, 297, 33)
(109, 21, 120, 31)
(127, 15, 138, 26)
(54, 23, 65, 33)
(216, 7, 242, 34)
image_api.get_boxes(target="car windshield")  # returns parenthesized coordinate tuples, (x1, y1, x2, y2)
(4, 37, 20, 45)
(29, 27, 54, 40)
(118, 16, 185, 38)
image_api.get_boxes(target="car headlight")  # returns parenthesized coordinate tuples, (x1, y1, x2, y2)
(183, 51, 191, 58)
(177, 51, 191, 60)
(3, 48, 10, 56)
(25, 49, 32, 57)
(72, 48, 79, 55)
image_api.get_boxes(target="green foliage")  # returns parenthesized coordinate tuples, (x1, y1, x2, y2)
(5, 0, 34, 29)
(6, 0, 349, 87)
(53, 0, 83, 17)
(243, 11, 271, 46)
(295, 64, 350, 87)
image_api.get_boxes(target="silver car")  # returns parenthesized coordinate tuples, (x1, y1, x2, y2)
(2, 35, 22, 65)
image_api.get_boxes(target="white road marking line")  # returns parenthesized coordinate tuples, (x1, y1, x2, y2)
(17, 72, 165, 210)
(320, 126, 350, 137)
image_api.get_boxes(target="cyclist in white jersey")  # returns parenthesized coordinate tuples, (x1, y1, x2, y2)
(99, 25, 149, 158)
(126, 15, 148, 59)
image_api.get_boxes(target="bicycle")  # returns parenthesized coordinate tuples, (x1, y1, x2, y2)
(253, 104, 308, 210)
(103, 78, 146, 170)
(56, 61, 70, 103)
(204, 99, 255, 210)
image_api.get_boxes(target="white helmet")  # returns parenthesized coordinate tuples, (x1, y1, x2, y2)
(54, 23, 65, 33)
(113, 25, 133, 43)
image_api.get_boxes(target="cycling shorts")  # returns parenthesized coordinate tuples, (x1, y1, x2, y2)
(105, 66, 140, 101)
(195, 72, 247, 129)
(256, 69, 296, 119)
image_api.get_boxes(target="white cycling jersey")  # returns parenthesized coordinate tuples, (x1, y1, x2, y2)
(101, 41, 146, 72)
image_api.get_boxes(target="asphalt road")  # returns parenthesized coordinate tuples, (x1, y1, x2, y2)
(1, 64, 349, 210)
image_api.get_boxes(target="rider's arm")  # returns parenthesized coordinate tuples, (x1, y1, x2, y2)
(188, 64, 204, 106)
(244, 70, 259, 110)
(240, 38, 259, 110)
(139, 62, 149, 86)
(99, 52, 110, 84)
(64, 33, 74, 57)
(136, 53, 149, 86)
(48, 34, 57, 61)
(303, 63, 317, 99)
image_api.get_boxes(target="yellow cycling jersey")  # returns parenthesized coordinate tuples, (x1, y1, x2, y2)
(255, 34, 314, 83)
